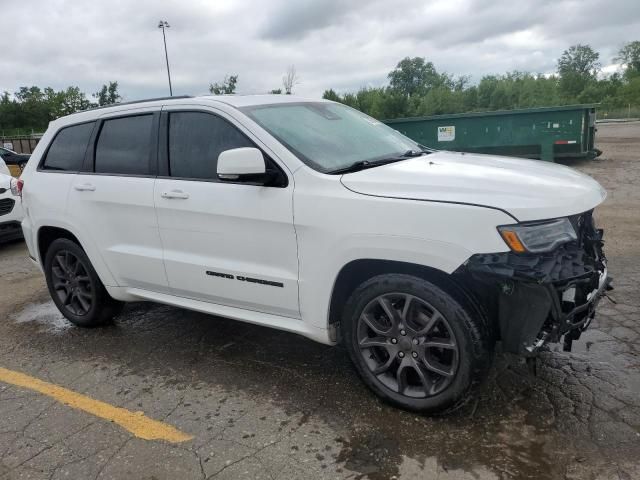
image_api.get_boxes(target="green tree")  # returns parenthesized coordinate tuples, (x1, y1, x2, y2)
(58, 86, 92, 116)
(616, 41, 640, 79)
(94, 81, 121, 106)
(322, 89, 340, 101)
(557, 44, 600, 98)
(388, 57, 449, 97)
(618, 76, 640, 105)
(209, 75, 238, 95)
(557, 44, 601, 77)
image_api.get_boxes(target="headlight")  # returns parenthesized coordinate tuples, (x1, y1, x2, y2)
(498, 218, 577, 253)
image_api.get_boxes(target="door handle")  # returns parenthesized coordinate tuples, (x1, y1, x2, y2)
(161, 190, 190, 199)
(73, 183, 96, 192)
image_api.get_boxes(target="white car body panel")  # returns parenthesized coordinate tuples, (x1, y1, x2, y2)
(0, 159, 10, 176)
(18, 95, 607, 345)
(154, 175, 300, 318)
(67, 174, 168, 291)
(341, 151, 606, 222)
(291, 166, 513, 332)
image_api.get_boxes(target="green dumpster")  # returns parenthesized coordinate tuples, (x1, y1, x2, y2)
(384, 104, 600, 161)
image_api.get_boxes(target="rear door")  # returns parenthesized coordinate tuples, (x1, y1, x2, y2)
(154, 106, 300, 318)
(66, 109, 169, 292)
(25, 122, 96, 259)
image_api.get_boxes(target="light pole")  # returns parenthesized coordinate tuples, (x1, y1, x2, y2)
(158, 20, 173, 96)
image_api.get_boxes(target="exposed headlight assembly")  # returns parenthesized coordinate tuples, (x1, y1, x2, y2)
(498, 217, 577, 253)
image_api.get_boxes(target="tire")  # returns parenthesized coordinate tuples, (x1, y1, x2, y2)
(44, 238, 123, 327)
(341, 273, 493, 414)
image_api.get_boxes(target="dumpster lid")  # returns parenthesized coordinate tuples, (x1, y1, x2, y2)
(384, 104, 599, 124)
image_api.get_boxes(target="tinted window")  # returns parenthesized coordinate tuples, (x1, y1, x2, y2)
(168, 112, 253, 179)
(42, 122, 95, 171)
(95, 115, 153, 175)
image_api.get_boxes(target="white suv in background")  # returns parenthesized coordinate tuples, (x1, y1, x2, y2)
(18, 95, 610, 413)
(0, 158, 23, 242)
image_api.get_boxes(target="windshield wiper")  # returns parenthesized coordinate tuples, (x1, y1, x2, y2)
(403, 147, 435, 157)
(327, 158, 405, 174)
(327, 149, 433, 175)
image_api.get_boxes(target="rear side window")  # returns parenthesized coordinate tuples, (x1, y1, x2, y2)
(168, 112, 253, 180)
(42, 122, 95, 171)
(95, 115, 153, 175)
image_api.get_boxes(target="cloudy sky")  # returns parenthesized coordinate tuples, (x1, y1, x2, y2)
(2, 0, 639, 100)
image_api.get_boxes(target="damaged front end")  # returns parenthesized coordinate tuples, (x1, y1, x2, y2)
(455, 210, 611, 356)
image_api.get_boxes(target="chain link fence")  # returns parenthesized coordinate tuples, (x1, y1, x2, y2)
(597, 104, 640, 121)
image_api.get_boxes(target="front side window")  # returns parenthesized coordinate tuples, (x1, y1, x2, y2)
(168, 111, 253, 180)
(41, 122, 95, 171)
(95, 115, 153, 175)
(241, 102, 420, 173)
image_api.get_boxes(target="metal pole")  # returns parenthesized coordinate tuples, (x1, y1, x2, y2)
(160, 23, 173, 96)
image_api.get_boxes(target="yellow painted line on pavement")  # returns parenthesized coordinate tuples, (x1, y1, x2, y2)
(0, 366, 193, 443)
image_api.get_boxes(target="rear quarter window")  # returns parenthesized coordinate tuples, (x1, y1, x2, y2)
(41, 122, 95, 172)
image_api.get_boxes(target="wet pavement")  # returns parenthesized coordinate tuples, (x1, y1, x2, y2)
(1, 122, 639, 479)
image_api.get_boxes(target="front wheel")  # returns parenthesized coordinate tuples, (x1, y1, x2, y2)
(44, 238, 123, 327)
(341, 274, 492, 414)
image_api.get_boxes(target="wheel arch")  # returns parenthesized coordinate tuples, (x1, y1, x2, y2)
(36, 224, 117, 287)
(328, 259, 492, 339)
(37, 226, 83, 264)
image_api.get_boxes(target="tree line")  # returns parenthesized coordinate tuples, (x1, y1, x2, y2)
(2, 42, 639, 135)
(322, 42, 640, 119)
(0, 82, 121, 136)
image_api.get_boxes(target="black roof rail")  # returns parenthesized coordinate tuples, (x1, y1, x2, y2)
(83, 95, 193, 112)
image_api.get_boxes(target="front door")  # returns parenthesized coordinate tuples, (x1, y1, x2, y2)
(154, 107, 300, 318)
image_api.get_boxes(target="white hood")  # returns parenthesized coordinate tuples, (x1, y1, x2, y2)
(340, 151, 606, 222)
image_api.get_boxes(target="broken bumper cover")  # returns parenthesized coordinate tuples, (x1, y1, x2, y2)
(457, 210, 609, 355)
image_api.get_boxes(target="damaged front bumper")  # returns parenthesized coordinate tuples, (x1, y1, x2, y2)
(456, 210, 610, 356)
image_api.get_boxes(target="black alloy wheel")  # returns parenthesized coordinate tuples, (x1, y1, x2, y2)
(50, 250, 94, 316)
(357, 293, 459, 398)
(342, 274, 493, 414)
(44, 238, 123, 327)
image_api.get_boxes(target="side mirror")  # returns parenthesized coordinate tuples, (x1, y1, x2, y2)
(217, 147, 266, 181)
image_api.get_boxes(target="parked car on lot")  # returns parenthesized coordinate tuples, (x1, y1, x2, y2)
(0, 159, 24, 242)
(17, 95, 610, 413)
(0, 147, 30, 177)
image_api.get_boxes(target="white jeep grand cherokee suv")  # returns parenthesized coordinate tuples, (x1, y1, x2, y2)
(18, 95, 609, 413)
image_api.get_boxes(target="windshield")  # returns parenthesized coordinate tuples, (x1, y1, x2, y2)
(241, 102, 421, 173)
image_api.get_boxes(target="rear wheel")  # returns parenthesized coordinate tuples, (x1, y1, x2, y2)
(341, 274, 492, 414)
(44, 238, 123, 327)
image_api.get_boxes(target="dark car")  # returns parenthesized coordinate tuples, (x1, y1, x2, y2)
(0, 147, 30, 176)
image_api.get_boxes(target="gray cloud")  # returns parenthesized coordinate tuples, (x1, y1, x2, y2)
(0, 0, 638, 101)
(260, 0, 363, 40)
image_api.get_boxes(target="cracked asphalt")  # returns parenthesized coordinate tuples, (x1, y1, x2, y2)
(1, 122, 640, 479)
